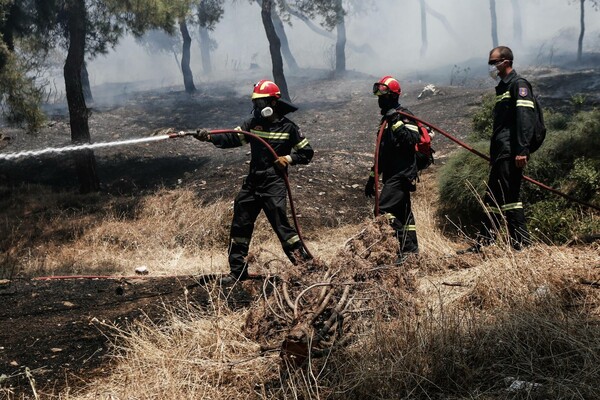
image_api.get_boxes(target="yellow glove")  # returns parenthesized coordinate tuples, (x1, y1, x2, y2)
(274, 155, 292, 170)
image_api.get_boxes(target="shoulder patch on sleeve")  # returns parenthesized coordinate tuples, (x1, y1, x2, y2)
(519, 87, 528, 97)
(298, 128, 304, 138)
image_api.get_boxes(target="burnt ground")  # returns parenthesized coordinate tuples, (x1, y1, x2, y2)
(1, 63, 599, 397)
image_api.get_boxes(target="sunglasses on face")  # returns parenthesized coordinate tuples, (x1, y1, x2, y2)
(373, 83, 390, 96)
(488, 59, 505, 66)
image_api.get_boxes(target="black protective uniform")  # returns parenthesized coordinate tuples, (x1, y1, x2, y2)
(482, 70, 534, 247)
(210, 115, 314, 277)
(373, 106, 421, 255)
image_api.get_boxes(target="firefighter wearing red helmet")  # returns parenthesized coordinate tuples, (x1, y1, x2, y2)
(365, 75, 421, 264)
(194, 79, 314, 282)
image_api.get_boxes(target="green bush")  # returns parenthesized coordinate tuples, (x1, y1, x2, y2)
(437, 141, 489, 229)
(544, 110, 569, 131)
(439, 109, 600, 244)
(469, 93, 494, 141)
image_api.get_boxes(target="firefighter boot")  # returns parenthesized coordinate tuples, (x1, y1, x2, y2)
(284, 243, 312, 266)
(227, 238, 250, 281)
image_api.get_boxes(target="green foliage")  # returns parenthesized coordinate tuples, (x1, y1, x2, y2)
(570, 93, 586, 110)
(439, 109, 600, 243)
(437, 141, 489, 228)
(544, 109, 569, 131)
(0, 43, 45, 132)
(470, 92, 494, 141)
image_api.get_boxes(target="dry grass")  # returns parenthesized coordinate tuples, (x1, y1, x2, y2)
(2, 177, 599, 399)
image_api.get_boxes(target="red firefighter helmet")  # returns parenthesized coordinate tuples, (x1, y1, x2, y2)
(252, 79, 281, 99)
(373, 75, 402, 96)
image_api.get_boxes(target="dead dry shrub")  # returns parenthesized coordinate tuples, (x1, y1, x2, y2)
(68, 293, 276, 400)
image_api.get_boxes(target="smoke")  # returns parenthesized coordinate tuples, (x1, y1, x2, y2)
(79, 0, 600, 96)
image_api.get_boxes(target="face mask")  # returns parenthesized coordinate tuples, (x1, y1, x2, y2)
(378, 95, 398, 112)
(488, 64, 500, 80)
(252, 99, 274, 118)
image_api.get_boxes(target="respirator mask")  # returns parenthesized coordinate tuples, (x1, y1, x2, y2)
(253, 99, 274, 118)
(488, 64, 500, 80)
(488, 59, 505, 81)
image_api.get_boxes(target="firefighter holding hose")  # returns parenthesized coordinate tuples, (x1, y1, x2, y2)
(365, 75, 421, 265)
(194, 79, 314, 282)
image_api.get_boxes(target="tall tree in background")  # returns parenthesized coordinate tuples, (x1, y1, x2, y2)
(419, 0, 427, 57)
(179, 19, 196, 93)
(333, 0, 345, 73)
(291, 0, 347, 74)
(280, 0, 375, 58)
(510, 0, 522, 48)
(576, 0, 599, 63)
(253, 0, 299, 73)
(197, 0, 224, 75)
(489, 0, 498, 48)
(260, 0, 289, 100)
(64, 0, 99, 192)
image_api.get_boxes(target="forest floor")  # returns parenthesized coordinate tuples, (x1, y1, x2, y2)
(1, 61, 599, 397)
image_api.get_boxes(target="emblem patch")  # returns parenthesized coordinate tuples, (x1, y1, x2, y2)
(519, 87, 528, 97)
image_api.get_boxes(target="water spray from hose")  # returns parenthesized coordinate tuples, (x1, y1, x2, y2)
(0, 129, 187, 162)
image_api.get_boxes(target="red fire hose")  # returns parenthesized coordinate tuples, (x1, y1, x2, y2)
(372, 111, 599, 213)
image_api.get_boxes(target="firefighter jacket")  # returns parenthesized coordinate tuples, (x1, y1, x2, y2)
(491, 70, 536, 163)
(376, 105, 421, 185)
(210, 115, 314, 174)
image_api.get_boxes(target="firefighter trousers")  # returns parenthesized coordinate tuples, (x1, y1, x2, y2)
(228, 171, 308, 277)
(378, 180, 419, 255)
(481, 158, 530, 248)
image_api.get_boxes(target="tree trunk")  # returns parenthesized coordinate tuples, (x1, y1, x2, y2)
(198, 26, 212, 75)
(334, 0, 346, 74)
(419, 0, 428, 58)
(261, 0, 290, 100)
(282, 2, 375, 57)
(271, 7, 299, 73)
(179, 20, 196, 93)
(81, 61, 93, 104)
(64, 0, 99, 194)
(198, 2, 213, 75)
(511, 0, 522, 47)
(424, 3, 459, 42)
(577, 0, 585, 63)
(489, 0, 498, 48)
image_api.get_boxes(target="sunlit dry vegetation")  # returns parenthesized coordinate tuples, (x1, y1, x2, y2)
(2, 173, 598, 399)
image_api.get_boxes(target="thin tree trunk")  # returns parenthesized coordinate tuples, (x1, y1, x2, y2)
(198, 2, 213, 75)
(334, 0, 346, 74)
(261, 0, 289, 100)
(198, 26, 212, 74)
(424, 2, 459, 42)
(511, 0, 522, 47)
(489, 0, 498, 48)
(419, 0, 428, 58)
(577, 0, 585, 63)
(179, 20, 196, 93)
(281, 0, 375, 56)
(81, 61, 93, 104)
(64, 0, 99, 193)
(271, 7, 299, 72)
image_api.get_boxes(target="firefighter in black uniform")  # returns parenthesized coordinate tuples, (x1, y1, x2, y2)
(460, 46, 533, 253)
(365, 76, 421, 264)
(195, 79, 314, 281)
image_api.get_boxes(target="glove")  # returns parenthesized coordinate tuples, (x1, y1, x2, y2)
(274, 155, 291, 171)
(364, 176, 376, 198)
(194, 128, 211, 142)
